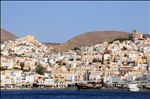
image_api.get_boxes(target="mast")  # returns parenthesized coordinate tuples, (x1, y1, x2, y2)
(85, 45, 88, 83)
(147, 62, 150, 88)
(86, 46, 87, 83)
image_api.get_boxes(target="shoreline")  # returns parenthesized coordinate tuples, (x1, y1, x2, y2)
(1, 87, 150, 92)
(0, 87, 77, 91)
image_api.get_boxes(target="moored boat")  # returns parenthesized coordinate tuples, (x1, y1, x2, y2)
(75, 82, 103, 90)
(128, 84, 139, 91)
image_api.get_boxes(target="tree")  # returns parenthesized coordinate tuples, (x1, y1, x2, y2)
(122, 46, 127, 50)
(128, 35, 133, 40)
(62, 63, 66, 65)
(13, 67, 20, 70)
(35, 64, 46, 75)
(76, 58, 81, 61)
(23, 69, 30, 72)
(20, 62, 24, 70)
(73, 47, 80, 51)
(113, 38, 129, 42)
(69, 58, 73, 61)
(0, 67, 7, 71)
(108, 41, 113, 44)
(93, 58, 101, 62)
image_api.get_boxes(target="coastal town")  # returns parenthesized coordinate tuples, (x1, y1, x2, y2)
(1, 30, 150, 90)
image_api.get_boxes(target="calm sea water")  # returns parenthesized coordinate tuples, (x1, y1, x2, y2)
(1, 89, 150, 99)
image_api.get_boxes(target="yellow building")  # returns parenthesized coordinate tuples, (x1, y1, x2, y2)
(135, 58, 143, 64)
(132, 30, 143, 39)
(146, 53, 150, 62)
(52, 71, 68, 82)
(24, 35, 35, 44)
(52, 66, 68, 88)
(24, 59, 35, 70)
(0, 71, 5, 87)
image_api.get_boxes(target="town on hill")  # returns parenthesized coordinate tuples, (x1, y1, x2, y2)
(0, 29, 150, 90)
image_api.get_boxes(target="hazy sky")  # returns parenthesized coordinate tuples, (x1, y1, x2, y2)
(1, 1, 150, 43)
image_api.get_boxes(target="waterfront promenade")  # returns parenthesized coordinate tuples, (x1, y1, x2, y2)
(1, 87, 150, 92)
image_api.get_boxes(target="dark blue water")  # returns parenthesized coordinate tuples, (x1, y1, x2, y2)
(1, 90, 150, 99)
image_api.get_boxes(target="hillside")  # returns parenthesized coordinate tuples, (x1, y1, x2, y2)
(143, 34, 150, 38)
(1, 28, 149, 52)
(55, 31, 131, 51)
(1, 28, 18, 43)
(44, 42, 61, 46)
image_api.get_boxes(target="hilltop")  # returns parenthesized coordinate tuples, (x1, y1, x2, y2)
(54, 31, 150, 51)
(1, 28, 18, 43)
(55, 31, 131, 51)
(1, 34, 52, 58)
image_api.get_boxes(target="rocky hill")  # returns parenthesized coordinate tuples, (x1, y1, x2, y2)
(1, 28, 18, 43)
(143, 34, 150, 38)
(1, 28, 149, 52)
(55, 31, 131, 51)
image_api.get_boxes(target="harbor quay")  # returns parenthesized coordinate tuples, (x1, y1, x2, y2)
(1, 80, 150, 91)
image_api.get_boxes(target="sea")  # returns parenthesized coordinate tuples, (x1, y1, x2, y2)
(1, 89, 150, 99)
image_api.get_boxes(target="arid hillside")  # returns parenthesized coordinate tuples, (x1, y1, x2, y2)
(1, 28, 18, 43)
(55, 31, 131, 51)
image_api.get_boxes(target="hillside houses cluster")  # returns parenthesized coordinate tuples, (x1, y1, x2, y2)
(1, 32, 150, 89)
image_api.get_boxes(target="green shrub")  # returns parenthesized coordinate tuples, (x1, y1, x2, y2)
(0, 67, 8, 71)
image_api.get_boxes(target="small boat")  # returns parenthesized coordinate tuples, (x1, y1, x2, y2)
(75, 81, 103, 90)
(128, 84, 139, 91)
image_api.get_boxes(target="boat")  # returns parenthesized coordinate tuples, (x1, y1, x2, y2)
(128, 84, 139, 91)
(126, 71, 140, 91)
(75, 81, 103, 90)
(75, 70, 104, 90)
(75, 49, 104, 90)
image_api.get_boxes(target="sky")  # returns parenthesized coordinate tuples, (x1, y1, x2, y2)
(1, 1, 150, 43)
